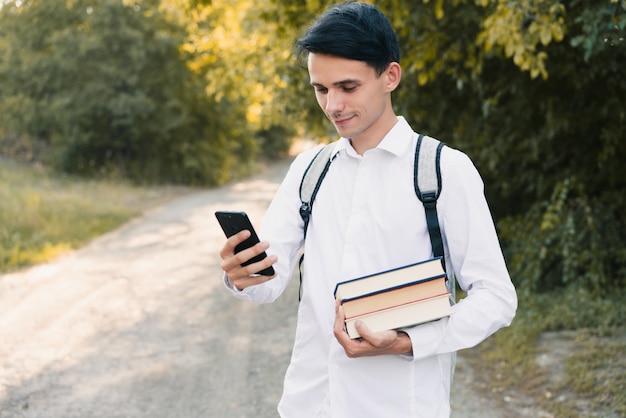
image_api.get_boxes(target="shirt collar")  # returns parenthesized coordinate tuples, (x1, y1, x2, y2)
(333, 116, 414, 158)
(377, 116, 413, 156)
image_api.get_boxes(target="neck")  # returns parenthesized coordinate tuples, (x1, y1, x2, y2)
(349, 112, 398, 155)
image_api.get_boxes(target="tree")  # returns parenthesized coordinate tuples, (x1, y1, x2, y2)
(265, 0, 626, 294)
(175, 0, 297, 158)
(0, 0, 257, 184)
(2, 0, 624, 292)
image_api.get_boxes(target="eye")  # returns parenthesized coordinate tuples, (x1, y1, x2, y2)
(343, 86, 357, 92)
(314, 86, 328, 94)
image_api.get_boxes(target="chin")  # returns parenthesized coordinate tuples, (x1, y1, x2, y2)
(335, 126, 360, 139)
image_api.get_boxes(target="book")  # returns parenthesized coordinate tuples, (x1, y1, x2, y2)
(341, 274, 448, 319)
(344, 293, 452, 339)
(334, 257, 445, 301)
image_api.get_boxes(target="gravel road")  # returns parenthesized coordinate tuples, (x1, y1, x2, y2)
(0, 157, 507, 418)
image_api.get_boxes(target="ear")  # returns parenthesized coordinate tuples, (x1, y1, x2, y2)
(384, 62, 402, 92)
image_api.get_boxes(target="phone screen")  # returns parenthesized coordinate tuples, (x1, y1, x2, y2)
(215, 211, 275, 276)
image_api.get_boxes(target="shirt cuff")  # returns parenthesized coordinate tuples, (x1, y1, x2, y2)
(401, 315, 450, 362)
(223, 272, 239, 291)
(222, 272, 256, 302)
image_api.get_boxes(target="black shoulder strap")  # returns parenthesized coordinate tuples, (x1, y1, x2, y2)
(414, 134, 446, 260)
(299, 142, 337, 238)
(297, 142, 337, 300)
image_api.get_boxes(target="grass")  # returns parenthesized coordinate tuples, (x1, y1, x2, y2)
(562, 331, 626, 415)
(466, 286, 626, 417)
(0, 157, 190, 273)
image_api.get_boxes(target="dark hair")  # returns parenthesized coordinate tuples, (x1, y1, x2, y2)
(295, 2, 400, 76)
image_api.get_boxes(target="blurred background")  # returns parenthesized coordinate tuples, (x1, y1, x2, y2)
(0, 1, 625, 415)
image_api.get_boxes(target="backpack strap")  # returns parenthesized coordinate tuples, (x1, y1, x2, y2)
(414, 134, 446, 261)
(299, 142, 337, 238)
(297, 142, 337, 300)
(415, 134, 456, 379)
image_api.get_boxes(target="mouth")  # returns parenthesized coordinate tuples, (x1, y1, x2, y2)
(331, 114, 356, 127)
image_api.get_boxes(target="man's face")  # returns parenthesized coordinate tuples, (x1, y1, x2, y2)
(308, 53, 394, 143)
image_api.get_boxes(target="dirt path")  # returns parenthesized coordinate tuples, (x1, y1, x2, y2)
(1, 157, 509, 417)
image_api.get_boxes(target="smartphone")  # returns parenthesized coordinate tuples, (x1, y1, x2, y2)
(215, 211, 275, 276)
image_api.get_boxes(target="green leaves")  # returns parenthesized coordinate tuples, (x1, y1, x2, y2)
(476, 1, 566, 79)
(0, 0, 259, 185)
(1, 0, 624, 292)
(266, 0, 626, 294)
(570, 0, 626, 61)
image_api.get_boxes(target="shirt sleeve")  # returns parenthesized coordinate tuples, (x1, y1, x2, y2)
(221, 150, 317, 304)
(404, 149, 518, 361)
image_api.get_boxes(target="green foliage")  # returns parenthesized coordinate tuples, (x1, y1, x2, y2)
(178, 0, 299, 149)
(501, 181, 626, 295)
(1, 0, 624, 294)
(531, 286, 626, 332)
(471, 2, 626, 294)
(261, 0, 339, 140)
(265, 0, 626, 295)
(0, 158, 135, 272)
(570, 0, 626, 61)
(476, 0, 566, 79)
(563, 332, 626, 416)
(0, 0, 257, 185)
(256, 125, 296, 160)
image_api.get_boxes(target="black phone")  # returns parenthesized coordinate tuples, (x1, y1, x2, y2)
(215, 211, 275, 276)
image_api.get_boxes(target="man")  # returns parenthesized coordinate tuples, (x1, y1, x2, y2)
(219, 2, 517, 417)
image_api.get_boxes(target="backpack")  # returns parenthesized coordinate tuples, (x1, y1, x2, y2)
(298, 134, 454, 300)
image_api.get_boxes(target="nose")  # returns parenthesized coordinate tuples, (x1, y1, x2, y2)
(324, 89, 344, 115)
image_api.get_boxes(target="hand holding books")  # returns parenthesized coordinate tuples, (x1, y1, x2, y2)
(333, 298, 414, 357)
(334, 257, 452, 339)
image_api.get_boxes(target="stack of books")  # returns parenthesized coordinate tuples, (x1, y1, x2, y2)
(334, 257, 452, 339)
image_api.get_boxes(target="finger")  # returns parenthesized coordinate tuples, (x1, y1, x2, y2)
(334, 299, 345, 327)
(353, 320, 375, 343)
(227, 240, 266, 269)
(221, 240, 270, 275)
(219, 229, 251, 259)
(333, 300, 350, 341)
(237, 253, 278, 278)
(225, 252, 278, 289)
(356, 323, 396, 349)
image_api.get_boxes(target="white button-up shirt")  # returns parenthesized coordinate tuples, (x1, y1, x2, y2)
(225, 117, 517, 417)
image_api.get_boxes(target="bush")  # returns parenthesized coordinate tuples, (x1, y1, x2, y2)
(0, 0, 257, 185)
(256, 125, 295, 160)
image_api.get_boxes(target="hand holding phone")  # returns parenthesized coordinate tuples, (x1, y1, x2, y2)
(215, 211, 275, 276)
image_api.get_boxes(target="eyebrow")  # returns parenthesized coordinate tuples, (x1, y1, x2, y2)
(310, 79, 361, 88)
